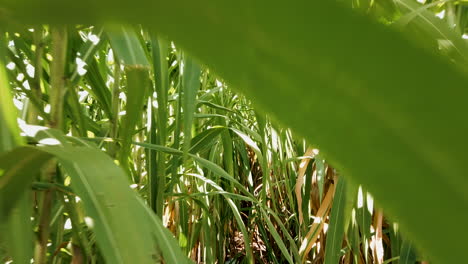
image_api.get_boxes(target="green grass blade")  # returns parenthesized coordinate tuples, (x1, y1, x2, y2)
(263, 207, 301, 262)
(390, 223, 401, 264)
(315, 157, 326, 203)
(67, 28, 105, 136)
(70, 28, 104, 86)
(253, 112, 269, 204)
(5, 194, 34, 263)
(197, 100, 234, 113)
(348, 211, 361, 264)
(0, 38, 34, 264)
(399, 239, 417, 264)
(0, 147, 53, 218)
(186, 173, 253, 263)
(258, 207, 294, 264)
(107, 26, 150, 67)
(230, 128, 263, 162)
(150, 34, 169, 216)
(83, 58, 113, 119)
(356, 186, 372, 263)
(0, 39, 21, 150)
(181, 55, 200, 161)
(147, 105, 159, 211)
(134, 142, 254, 199)
(324, 177, 347, 264)
(137, 197, 193, 264)
(108, 27, 150, 174)
(119, 68, 149, 173)
(189, 126, 225, 154)
(0, 148, 48, 264)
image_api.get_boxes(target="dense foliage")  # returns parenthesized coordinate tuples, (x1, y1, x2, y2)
(1, 0, 468, 263)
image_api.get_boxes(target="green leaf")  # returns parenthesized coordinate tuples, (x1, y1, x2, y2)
(84, 58, 113, 119)
(70, 28, 104, 87)
(186, 173, 253, 263)
(399, 239, 417, 264)
(263, 207, 301, 263)
(0, 35, 32, 264)
(107, 26, 150, 67)
(189, 126, 225, 154)
(119, 68, 149, 173)
(5, 194, 34, 264)
(0, 36, 21, 150)
(138, 141, 310, 263)
(68, 28, 105, 136)
(315, 157, 325, 203)
(258, 207, 294, 264)
(196, 100, 234, 113)
(149, 33, 169, 215)
(181, 55, 200, 161)
(37, 142, 189, 264)
(390, 223, 402, 264)
(0, 147, 40, 264)
(356, 186, 373, 263)
(108, 28, 150, 174)
(1, 126, 189, 264)
(394, 0, 468, 67)
(133, 142, 255, 202)
(324, 177, 347, 264)
(0, 147, 53, 218)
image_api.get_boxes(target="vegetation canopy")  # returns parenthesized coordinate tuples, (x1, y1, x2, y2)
(0, 0, 467, 263)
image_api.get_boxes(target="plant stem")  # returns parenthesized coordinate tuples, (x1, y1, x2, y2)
(49, 25, 68, 130)
(109, 57, 121, 158)
(35, 25, 68, 264)
(27, 26, 44, 124)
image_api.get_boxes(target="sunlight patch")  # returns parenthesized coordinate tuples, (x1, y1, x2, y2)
(84, 216, 94, 229)
(76, 57, 88, 76)
(13, 98, 23, 110)
(16, 73, 25, 81)
(357, 186, 364, 209)
(38, 138, 61, 146)
(436, 10, 445, 19)
(26, 64, 35, 78)
(6, 62, 15, 70)
(64, 218, 72, 230)
(88, 33, 100, 45)
(18, 120, 49, 137)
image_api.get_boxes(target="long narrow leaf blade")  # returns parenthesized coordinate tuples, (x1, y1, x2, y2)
(181, 55, 200, 160)
(39, 144, 189, 264)
(324, 177, 347, 264)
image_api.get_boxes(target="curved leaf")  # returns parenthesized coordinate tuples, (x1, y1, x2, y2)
(0, 140, 189, 264)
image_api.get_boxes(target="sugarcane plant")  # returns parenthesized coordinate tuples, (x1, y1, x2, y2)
(1, 0, 468, 263)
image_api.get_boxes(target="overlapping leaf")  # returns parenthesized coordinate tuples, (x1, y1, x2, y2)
(0, 132, 189, 264)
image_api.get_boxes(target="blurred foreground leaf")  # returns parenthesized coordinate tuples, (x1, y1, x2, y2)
(3, 0, 468, 262)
